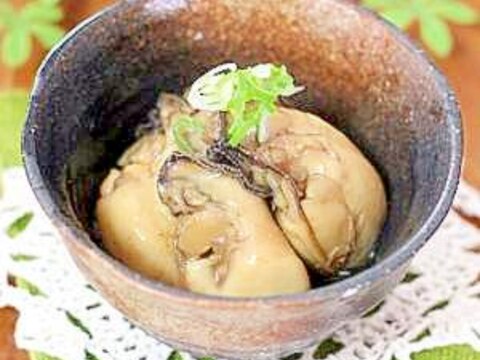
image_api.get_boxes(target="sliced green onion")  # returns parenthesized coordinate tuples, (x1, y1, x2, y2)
(185, 63, 303, 147)
(172, 115, 205, 153)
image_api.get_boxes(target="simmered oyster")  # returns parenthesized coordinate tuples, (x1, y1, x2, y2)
(244, 107, 387, 272)
(96, 63, 387, 297)
(158, 154, 310, 296)
(96, 132, 181, 285)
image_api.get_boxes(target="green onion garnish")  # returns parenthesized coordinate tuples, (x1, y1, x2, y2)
(187, 63, 303, 146)
(171, 115, 205, 153)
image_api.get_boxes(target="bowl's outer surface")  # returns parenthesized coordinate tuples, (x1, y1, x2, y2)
(23, 0, 462, 358)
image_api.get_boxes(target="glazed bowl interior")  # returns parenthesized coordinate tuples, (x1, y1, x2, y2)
(24, 0, 461, 300)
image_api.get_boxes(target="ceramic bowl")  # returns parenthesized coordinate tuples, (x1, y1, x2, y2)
(23, 0, 462, 358)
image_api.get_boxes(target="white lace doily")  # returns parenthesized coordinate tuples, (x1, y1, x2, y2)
(1, 168, 480, 360)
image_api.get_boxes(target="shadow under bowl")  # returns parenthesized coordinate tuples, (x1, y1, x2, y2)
(22, 0, 462, 358)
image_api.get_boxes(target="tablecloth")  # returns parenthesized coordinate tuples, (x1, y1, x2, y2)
(1, 168, 480, 360)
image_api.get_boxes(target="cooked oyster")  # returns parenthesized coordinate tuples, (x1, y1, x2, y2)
(157, 153, 310, 297)
(198, 141, 330, 270)
(246, 107, 387, 271)
(96, 132, 181, 285)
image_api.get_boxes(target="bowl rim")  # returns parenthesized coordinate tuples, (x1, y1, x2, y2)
(22, 0, 463, 307)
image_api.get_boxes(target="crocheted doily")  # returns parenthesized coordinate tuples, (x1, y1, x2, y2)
(1, 168, 479, 360)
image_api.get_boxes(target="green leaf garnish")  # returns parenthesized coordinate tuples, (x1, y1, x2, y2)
(29, 352, 63, 360)
(6, 212, 34, 238)
(172, 115, 205, 153)
(186, 63, 303, 147)
(411, 344, 480, 360)
(313, 337, 344, 359)
(15, 276, 46, 297)
(11, 254, 38, 262)
(65, 311, 93, 339)
(167, 350, 183, 360)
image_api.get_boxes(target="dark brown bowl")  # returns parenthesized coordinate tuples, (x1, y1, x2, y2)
(22, 0, 462, 358)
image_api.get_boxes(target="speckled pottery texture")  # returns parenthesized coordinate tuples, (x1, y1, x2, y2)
(22, 0, 462, 359)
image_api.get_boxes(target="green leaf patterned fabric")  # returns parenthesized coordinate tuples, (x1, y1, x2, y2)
(0, 0, 64, 69)
(313, 338, 345, 359)
(411, 344, 480, 360)
(6, 212, 34, 238)
(167, 350, 183, 360)
(362, 0, 479, 58)
(1, 25, 32, 68)
(29, 352, 63, 360)
(432, 1, 479, 24)
(15, 276, 46, 297)
(419, 12, 454, 57)
(31, 23, 65, 48)
(65, 311, 93, 339)
(0, 90, 30, 167)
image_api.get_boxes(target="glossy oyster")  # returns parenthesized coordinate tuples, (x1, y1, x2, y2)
(96, 131, 181, 285)
(157, 153, 310, 297)
(246, 107, 387, 272)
